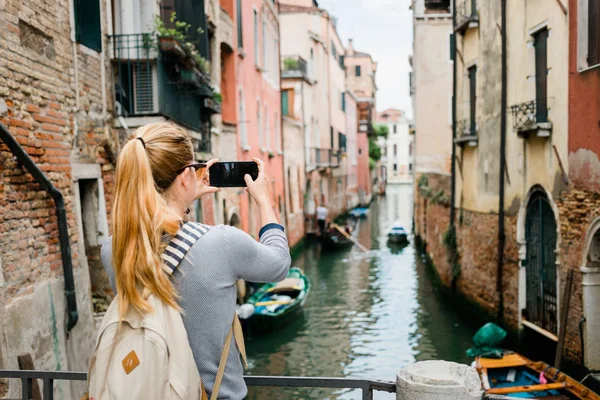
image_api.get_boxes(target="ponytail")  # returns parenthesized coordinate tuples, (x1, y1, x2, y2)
(111, 123, 193, 318)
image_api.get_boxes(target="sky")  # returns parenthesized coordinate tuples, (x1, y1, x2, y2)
(319, 0, 414, 117)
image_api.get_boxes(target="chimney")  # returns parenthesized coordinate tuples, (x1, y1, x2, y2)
(347, 39, 354, 55)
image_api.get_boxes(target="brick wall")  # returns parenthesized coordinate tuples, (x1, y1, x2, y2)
(0, 0, 114, 392)
(415, 170, 595, 364)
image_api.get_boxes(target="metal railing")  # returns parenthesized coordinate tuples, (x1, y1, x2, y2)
(455, 0, 478, 31)
(456, 118, 477, 138)
(0, 370, 396, 400)
(309, 147, 340, 168)
(109, 33, 215, 132)
(424, 0, 450, 12)
(281, 55, 309, 80)
(510, 99, 548, 131)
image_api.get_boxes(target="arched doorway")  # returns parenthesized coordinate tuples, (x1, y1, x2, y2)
(524, 190, 558, 335)
(229, 213, 241, 229)
(580, 218, 600, 370)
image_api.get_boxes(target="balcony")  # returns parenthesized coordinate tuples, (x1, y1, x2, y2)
(281, 55, 311, 81)
(454, 0, 479, 34)
(110, 34, 217, 133)
(424, 0, 450, 13)
(454, 119, 478, 147)
(306, 147, 340, 171)
(510, 100, 552, 138)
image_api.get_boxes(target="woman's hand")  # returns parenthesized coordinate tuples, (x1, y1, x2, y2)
(244, 158, 272, 206)
(194, 158, 221, 200)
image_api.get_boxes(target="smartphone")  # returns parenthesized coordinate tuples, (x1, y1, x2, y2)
(209, 161, 259, 187)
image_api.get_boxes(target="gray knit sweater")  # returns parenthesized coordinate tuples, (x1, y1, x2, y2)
(101, 223, 291, 399)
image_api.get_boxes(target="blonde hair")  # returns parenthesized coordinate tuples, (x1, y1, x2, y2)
(111, 122, 194, 318)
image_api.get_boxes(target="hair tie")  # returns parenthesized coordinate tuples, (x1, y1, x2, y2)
(136, 137, 146, 148)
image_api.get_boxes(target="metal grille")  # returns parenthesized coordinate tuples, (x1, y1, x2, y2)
(510, 100, 537, 131)
(525, 191, 558, 335)
(133, 63, 156, 114)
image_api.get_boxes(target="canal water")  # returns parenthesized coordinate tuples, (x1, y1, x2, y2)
(245, 184, 480, 399)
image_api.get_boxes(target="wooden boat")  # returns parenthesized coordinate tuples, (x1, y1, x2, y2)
(321, 230, 355, 250)
(387, 222, 409, 244)
(350, 207, 369, 218)
(475, 353, 600, 399)
(237, 267, 310, 332)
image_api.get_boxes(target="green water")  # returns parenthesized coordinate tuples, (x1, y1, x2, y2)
(245, 184, 479, 399)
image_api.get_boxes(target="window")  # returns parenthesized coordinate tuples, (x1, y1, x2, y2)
(276, 111, 281, 152)
(589, 0, 600, 66)
(393, 163, 398, 172)
(253, 10, 259, 65)
(330, 126, 334, 148)
(339, 132, 346, 152)
(237, 0, 243, 49)
(239, 89, 248, 148)
(393, 144, 397, 156)
(359, 148, 362, 155)
(262, 14, 267, 69)
(332, 42, 337, 59)
(265, 105, 270, 150)
(355, 65, 361, 76)
(74, 0, 102, 52)
(282, 90, 289, 116)
(339, 55, 344, 69)
(393, 124, 397, 134)
(534, 28, 549, 122)
(468, 65, 477, 133)
(341, 92, 346, 111)
(257, 100, 262, 148)
(449, 32, 455, 62)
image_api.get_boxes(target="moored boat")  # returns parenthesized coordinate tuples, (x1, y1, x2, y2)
(475, 353, 600, 399)
(237, 267, 310, 332)
(349, 207, 369, 218)
(321, 230, 355, 250)
(387, 222, 409, 244)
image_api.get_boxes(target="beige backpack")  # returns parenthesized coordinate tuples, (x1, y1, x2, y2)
(88, 222, 247, 400)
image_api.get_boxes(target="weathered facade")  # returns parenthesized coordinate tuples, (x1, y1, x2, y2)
(413, 0, 600, 367)
(0, 0, 231, 396)
(344, 39, 378, 205)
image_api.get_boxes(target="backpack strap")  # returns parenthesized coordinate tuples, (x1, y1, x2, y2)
(162, 222, 211, 275)
(210, 314, 247, 400)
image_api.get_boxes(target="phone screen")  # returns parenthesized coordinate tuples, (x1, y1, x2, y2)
(209, 161, 259, 187)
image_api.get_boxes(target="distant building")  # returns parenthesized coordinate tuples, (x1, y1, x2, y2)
(376, 109, 412, 183)
(344, 39, 378, 204)
(279, 1, 349, 234)
(236, 0, 285, 236)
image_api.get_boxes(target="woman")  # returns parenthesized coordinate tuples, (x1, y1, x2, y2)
(101, 122, 291, 399)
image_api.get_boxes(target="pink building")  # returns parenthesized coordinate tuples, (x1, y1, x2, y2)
(236, 0, 285, 236)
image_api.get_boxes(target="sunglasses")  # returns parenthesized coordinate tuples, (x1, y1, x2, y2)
(177, 162, 207, 175)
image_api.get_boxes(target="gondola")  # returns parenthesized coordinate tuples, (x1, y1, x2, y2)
(475, 353, 600, 399)
(237, 267, 310, 332)
(321, 229, 355, 250)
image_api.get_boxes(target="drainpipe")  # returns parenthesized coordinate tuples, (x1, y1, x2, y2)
(0, 123, 78, 331)
(497, 0, 508, 320)
(450, 0, 457, 226)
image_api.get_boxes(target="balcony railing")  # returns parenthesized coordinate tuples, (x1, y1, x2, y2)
(110, 34, 216, 134)
(281, 55, 310, 80)
(454, 119, 478, 146)
(454, 0, 478, 33)
(510, 99, 552, 137)
(306, 147, 340, 169)
(424, 0, 450, 12)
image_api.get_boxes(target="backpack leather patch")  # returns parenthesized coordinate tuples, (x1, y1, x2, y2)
(122, 350, 140, 375)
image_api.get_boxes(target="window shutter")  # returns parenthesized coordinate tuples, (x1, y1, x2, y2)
(74, 0, 102, 52)
(237, 0, 243, 49)
(282, 91, 289, 117)
(177, 0, 209, 58)
(339, 55, 345, 68)
(589, 0, 600, 66)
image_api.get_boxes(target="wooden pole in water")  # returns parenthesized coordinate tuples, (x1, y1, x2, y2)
(330, 223, 369, 252)
(555, 268, 574, 369)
